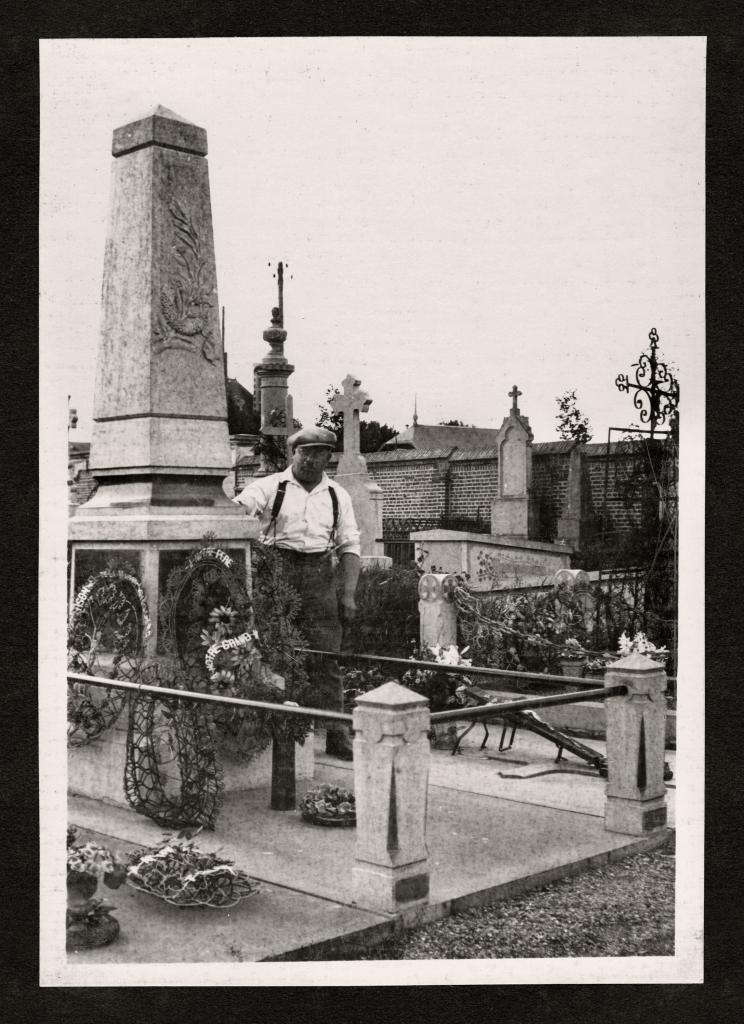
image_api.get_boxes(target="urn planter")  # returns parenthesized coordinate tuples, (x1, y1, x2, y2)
(66, 869, 123, 952)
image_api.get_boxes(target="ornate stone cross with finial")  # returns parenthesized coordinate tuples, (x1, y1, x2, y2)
(330, 374, 372, 459)
(509, 384, 522, 414)
(270, 261, 285, 329)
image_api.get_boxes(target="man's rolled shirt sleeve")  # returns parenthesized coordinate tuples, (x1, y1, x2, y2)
(233, 478, 271, 517)
(334, 487, 362, 557)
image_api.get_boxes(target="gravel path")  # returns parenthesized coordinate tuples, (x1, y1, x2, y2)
(357, 837, 675, 959)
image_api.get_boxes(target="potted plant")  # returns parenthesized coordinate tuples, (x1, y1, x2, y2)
(583, 654, 613, 680)
(402, 643, 472, 748)
(66, 826, 127, 951)
(558, 637, 588, 678)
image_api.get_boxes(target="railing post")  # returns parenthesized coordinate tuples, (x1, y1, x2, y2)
(270, 737, 296, 810)
(604, 653, 668, 835)
(418, 572, 458, 651)
(352, 682, 430, 913)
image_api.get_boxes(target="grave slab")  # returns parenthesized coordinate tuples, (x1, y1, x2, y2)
(67, 732, 674, 962)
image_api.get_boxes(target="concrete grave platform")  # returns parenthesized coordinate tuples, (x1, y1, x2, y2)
(67, 730, 674, 963)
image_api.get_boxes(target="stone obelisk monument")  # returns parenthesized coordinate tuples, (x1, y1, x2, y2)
(69, 106, 256, 654)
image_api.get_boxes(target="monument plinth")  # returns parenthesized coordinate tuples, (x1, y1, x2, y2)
(69, 107, 254, 653)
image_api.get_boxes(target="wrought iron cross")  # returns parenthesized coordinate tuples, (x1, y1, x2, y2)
(509, 384, 522, 413)
(615, 328, 679, 438)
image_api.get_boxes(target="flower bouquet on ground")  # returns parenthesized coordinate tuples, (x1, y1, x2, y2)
(298, 784, 356, 827)
(126, 829, 260, 908)
(66, 827, 128, 951)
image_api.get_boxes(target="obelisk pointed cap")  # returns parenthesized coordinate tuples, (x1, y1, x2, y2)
(112, 105, 207, 158)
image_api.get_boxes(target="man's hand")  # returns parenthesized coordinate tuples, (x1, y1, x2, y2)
(338, 553, 361, 623)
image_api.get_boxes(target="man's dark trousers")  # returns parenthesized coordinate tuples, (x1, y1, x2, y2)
(275, 549, 344, 713)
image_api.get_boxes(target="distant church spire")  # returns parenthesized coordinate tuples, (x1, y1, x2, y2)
(413, 394, 419, 425)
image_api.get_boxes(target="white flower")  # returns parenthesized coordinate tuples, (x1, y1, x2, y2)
(617, 631, 668, 657)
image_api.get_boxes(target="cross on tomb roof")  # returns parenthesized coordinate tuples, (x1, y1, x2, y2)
(330, 374, 372, 456)
(509, 384, 522, 413)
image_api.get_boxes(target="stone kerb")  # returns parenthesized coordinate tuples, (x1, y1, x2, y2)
(352, 681, 431, 914)
(418, 572, 458, 650)
(604, 653, 668, 836)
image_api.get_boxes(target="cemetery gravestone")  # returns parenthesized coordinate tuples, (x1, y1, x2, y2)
(330, 374, 390, 565)
(490, 385, 539, 538)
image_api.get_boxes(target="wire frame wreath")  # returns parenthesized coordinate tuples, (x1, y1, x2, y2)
(159, 545, 252, 675)
(123, 662, 224, 830)
(159, 541, 313, 761)
(67, 563, 151, 747)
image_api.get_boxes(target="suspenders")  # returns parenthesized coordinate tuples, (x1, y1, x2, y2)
(268, 479, 339, 550)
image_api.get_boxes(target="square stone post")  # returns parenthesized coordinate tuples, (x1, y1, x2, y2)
(604, 652, 668, 835)
(418, 573, 458, 651)
(352, 682, 430, 913)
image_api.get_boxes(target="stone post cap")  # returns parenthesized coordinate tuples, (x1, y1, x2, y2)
(418, 572, 457, 602)
(606, 652, 666, 674)
(354, 680, 429, 710)
(553, 567, 591, 590)
(112, 105, 208, 157)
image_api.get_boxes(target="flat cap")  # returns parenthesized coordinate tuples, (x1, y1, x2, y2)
(287, 426, 337, 450)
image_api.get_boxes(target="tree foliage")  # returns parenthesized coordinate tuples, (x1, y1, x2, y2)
(437, 419, 474, 427)
(316, 385, 398, 453)
(555, 390, 593, 443)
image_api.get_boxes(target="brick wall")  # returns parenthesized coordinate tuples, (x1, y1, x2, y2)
(365, 454, 448, 522)
(448, 457, 499, 522)
(69, 468, 99, 506)
(532, 451, 571, 540)
(229, 440, 656, 544)
(585, 445, 645, 534)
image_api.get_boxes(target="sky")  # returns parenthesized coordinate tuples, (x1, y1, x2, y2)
(40, 37, 705, 444)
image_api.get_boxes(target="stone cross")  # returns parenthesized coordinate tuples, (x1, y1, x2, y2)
(509, 384, 522, 413)
(330, 374, 372, 457)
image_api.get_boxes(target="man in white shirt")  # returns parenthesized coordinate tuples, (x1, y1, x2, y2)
(234, 426, 361, 759)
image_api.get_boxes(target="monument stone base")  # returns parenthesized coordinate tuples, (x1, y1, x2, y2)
(412, 529, 572, 591)
(68, 705, 314, 809)
(352, 858, 430, 914)
(604, 794, 668, 836)
(69, 485, 257, 657)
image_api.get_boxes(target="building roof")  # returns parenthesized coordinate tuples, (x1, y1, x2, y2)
(226, 377, 257, 435)
(363, 447, 457, 463)
(532, 440, 577, 455)
(381, 423, 505, 451)
(69, 441, 91, 459)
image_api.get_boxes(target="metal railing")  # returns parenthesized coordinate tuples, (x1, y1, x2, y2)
(67, 671, 352, 722)
(296, 648, 605, 690)
(429, 684, 626, 722)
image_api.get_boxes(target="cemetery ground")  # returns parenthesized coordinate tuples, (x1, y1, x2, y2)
(354, 837, 675, 960)
(67, 725, 676, 964)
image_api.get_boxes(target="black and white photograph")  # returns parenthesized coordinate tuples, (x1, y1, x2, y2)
(39, 36, 704, 985)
